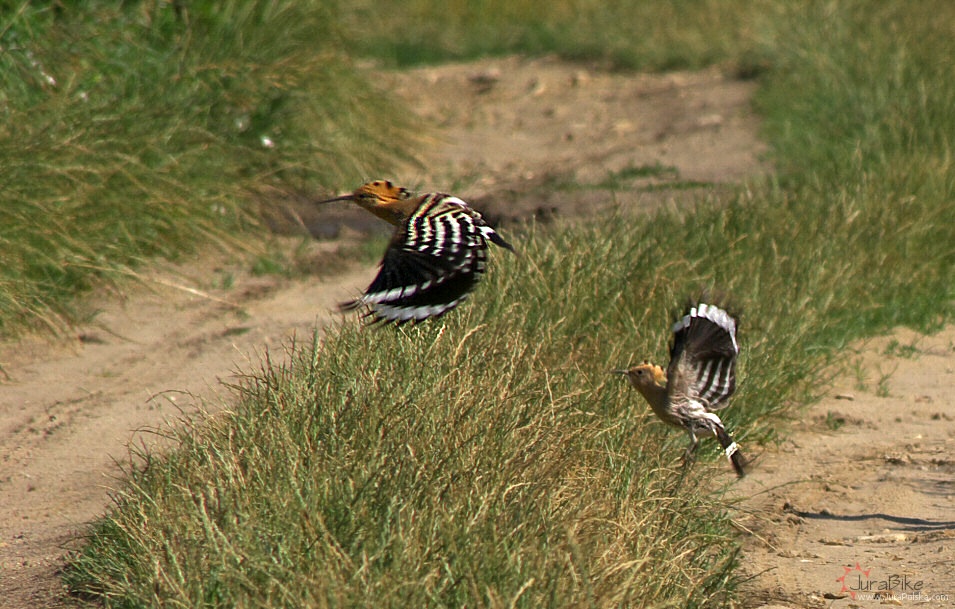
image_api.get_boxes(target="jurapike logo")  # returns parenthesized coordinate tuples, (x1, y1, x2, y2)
(836, 563, 871, 599)
(836, 563, 928, 601)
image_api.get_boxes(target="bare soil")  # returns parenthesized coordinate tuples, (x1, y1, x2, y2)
(0, 56, 951, 608)
(735, 328, 955, 607)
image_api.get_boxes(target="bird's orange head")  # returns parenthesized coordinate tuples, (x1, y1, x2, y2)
(613, 361, 667, 390)
(317, 180, 417, 225)
(612, 361, 669, 412)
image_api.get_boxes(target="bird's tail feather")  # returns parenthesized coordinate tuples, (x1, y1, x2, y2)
(714, 426, 746, 477)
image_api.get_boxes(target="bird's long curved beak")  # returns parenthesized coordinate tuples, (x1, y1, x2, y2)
(316, 194, 355, 205)
(610, 369, 630, 376)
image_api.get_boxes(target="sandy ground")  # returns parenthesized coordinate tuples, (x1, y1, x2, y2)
(0, 56, 951, 608)
(736, 328, 955, 607)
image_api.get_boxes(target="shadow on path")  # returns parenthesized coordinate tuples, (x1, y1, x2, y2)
(788, 508, 955, 532)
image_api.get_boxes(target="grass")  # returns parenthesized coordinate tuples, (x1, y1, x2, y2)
(824, 411, 846, 432)
(27, 0, 955, 606)
(66, 321, 742, 607)
(875, 366, 896, 398)
(341, 0, 775, 72)
(883, 339, 920, 359)
(0, 1, 413, 335)
(758, 0, 955, 334)
(544, 164, 685, 192)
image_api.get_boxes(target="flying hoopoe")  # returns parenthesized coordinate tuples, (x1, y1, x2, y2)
(614, 301, 747, 477)
(317, 180, 515, 323)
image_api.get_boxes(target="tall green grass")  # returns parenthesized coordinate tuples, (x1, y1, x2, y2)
(758, 1, 955, 185)
(756, 0, 955, 328)
(342, 0, 775, 72)
(65, 315, 741, 607)
(0, 1, 411, 334)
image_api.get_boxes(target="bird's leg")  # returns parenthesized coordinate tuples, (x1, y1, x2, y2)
(682, 431, 700, 467)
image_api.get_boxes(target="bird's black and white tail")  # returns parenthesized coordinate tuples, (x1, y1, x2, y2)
(714, 425, 746, 477)
(669, 302, 739, 410)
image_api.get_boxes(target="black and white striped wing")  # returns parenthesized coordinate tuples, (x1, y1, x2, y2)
(343, 195, 505, 323)
(667, 303, 739, 410)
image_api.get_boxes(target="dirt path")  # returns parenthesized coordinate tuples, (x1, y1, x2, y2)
(0, 56, 950, 608)
(0, 258, 371, 606)
(736, 328, 955, 607)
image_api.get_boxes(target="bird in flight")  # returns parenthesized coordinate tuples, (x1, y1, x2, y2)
(317, 180, 514, 324)
(614, 301, 747, 477)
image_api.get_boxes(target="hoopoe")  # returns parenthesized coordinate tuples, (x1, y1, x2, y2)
(614, 301, 747, 477)
(318, 180, 515, 323)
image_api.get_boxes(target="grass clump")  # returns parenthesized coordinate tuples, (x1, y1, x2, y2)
(754, 0, 955, 332)
(65, 314, 741, 607)
(0, 1, 411, 334)
(342, 0, 774, 71)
